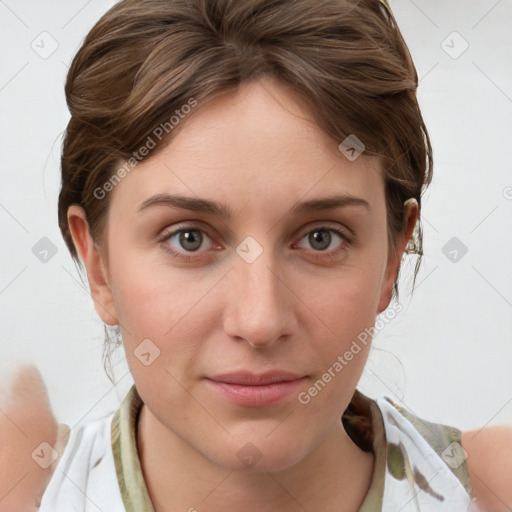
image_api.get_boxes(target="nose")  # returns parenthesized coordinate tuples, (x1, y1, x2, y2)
(222, 243, 295, 349)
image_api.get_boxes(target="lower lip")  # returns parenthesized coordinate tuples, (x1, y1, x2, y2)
(204, 378, 307, 407)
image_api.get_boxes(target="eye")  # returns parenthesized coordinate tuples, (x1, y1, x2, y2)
(157, 223, 352, 262)
(295, 226, 351, 260)
(158, 225, 217, 261)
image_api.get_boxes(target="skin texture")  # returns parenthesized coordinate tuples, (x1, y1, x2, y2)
(68, 77, 418, 511)
(462, 428, 512, 512)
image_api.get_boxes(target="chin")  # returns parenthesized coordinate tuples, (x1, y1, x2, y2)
(205, 433, 310, 474)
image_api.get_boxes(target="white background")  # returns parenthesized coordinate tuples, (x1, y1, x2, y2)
(1, 0, 511, 433)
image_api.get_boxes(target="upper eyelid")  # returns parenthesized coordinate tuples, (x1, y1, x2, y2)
(160, 219, 350, 234)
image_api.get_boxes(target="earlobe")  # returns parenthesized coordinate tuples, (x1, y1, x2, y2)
(67, 205, 118, 326)
(377, 199, 419, 314)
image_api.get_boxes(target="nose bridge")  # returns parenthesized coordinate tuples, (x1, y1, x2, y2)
(223, 235, 292, 347)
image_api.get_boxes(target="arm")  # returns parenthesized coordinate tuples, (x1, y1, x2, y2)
(462, 426, 512, 512)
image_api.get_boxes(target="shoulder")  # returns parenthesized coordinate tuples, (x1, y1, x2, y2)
(371, 395, 474, 509)
(39, 412, 119, 511)
(462, 426, 512, 512)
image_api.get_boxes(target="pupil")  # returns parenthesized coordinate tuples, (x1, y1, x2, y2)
(181, 230, 202, 251)
(311, 230, 330, 250)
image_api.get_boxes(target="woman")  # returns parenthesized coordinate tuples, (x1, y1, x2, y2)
(6, 0, 510, 510)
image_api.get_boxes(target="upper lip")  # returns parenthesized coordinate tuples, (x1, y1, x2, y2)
(206, 371, 306, 385)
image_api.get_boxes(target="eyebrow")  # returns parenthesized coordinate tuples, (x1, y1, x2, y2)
(136, 193, 371, 217)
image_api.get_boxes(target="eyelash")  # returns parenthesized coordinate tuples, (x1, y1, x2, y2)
(157, 224, 352, 262)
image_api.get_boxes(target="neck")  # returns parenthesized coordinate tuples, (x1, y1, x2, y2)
(137, 405, 374, 512)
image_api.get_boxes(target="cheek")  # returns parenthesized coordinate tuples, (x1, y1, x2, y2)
(299, 251, 387, 385)
(107, 235, 192, 336)
(107, 256, 215, 383)
(305, 254, 386, 333)
(298, 270, 383, 414)
(111, 273, 201, 357)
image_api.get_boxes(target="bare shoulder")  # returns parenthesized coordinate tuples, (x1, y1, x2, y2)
(461, 426, 512, 512)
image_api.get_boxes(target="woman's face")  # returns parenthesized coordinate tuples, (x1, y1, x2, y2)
(83, 78, 405, 471)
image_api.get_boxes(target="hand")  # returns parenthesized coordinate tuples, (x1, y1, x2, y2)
(0, 364, 63, 511)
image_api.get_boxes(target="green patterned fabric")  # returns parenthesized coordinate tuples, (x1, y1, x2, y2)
(111, 386, 154, 510)
(388, 399, 472, 496)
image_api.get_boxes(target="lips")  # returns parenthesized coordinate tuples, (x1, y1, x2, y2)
(204, 370, 307, 407)
(206, 370, 305, 386)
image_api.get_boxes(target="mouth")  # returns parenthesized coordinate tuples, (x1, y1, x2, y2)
(204, 370, 308, 407)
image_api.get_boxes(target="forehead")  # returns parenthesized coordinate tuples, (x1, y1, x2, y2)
(109, 78, 385, 217)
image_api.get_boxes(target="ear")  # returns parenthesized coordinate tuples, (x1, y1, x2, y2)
(377, 199, 419, 314)
(67, 205, 118, 326)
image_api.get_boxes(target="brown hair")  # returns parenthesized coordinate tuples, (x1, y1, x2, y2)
(59, 0, 432, 379)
